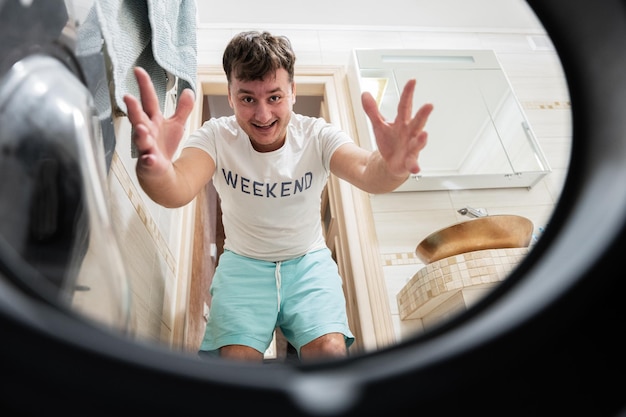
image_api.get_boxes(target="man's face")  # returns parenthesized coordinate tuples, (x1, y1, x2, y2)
(228, 68, 296, 152)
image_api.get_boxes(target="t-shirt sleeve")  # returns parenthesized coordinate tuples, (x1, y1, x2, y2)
(182, 120, 217, 162)
(319, 122, 354, 171)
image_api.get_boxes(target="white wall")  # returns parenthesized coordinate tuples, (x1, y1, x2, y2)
(196, 0, 544, 32)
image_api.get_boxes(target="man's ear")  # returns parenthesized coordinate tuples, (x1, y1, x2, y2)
(227, 89, 234, 109)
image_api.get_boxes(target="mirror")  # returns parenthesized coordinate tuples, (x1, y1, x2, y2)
(348, 48, 552, 191)
(17, 0, 569, 363)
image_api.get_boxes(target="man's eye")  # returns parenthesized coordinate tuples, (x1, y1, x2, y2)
(269, 96, 281, 103)
(242, 97, 254, 104)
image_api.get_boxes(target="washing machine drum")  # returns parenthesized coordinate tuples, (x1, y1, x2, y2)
(0, 54, 95, 303)
(2, 1, 626, 416)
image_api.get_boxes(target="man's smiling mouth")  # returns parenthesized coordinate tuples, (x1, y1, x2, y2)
(253, 120, 277, 129)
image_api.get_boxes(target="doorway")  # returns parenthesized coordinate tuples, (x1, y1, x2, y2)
(181, 65, 395, 359)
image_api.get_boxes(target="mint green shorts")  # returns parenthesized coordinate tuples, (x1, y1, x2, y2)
(199, 248, 355, 356)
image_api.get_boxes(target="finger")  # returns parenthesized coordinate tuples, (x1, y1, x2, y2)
(138, 153, 157, 168)
(396, 79, 417, 122)
(361, 91, 385, 126)
(123, 91, 152, 127)
(122, 93, 142, 124)
(132, 123, 155, 155)
(133, 67, 161, 119)
(412, 130, 428, 154)
(409, 102, 434, 133)
(171, 88, 196, 125)
(406, 131, 428, 174)
(132, 125, 162, 171)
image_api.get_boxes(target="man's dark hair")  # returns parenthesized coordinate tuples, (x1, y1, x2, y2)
(223, 31, 296, 84)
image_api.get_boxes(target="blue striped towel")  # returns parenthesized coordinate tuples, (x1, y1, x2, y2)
(89, 0, 197, 116)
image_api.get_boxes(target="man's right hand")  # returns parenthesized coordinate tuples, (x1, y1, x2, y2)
(123, 67, 195, 179)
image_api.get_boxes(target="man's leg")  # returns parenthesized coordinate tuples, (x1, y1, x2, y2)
(198, 251, 279, 361)
(279, 249, 355, 361)
(220, 344, 264, 362)
(300, 332, 347, 361)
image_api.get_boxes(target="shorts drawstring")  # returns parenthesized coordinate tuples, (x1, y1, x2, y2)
(275, 261, 282, 313)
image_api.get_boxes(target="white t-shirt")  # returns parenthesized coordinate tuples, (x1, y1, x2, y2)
(183, 112, 353, 262)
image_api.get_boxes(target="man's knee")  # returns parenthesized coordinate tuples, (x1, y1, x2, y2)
(219, 344, 264, 362)
(300, 333, 347, 361)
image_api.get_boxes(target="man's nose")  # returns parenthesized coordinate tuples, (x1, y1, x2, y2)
(254, 101, 272, 122)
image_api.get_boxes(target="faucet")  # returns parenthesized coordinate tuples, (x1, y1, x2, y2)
(457, 206, 489, 218)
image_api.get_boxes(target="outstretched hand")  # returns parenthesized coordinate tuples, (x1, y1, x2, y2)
(361, 79, 433, 177)
(122, 67, 196, 179)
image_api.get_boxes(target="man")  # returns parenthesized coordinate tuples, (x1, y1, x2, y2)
(123, 31, 433, 363)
